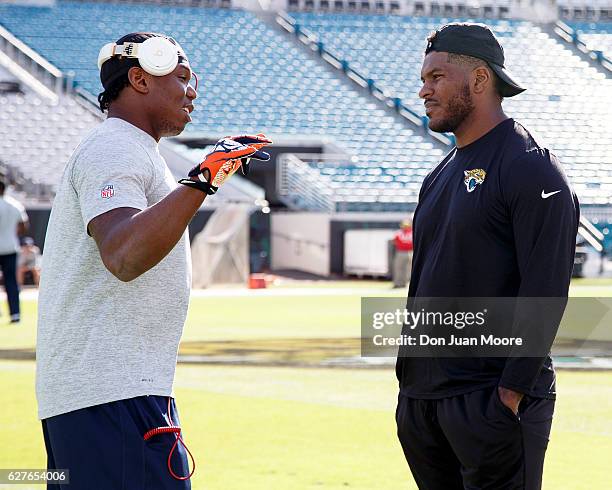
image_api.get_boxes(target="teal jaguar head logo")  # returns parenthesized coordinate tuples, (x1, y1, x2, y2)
(464, 169, 486, 193)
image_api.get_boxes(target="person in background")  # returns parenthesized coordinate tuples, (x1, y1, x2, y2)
(18, 236, 41, 286)
(392, 219, 413, 288)
(0, 177, 28, 323)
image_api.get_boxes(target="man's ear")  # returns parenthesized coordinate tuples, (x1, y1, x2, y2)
(127, 66, 150, 95)
(472, 66, 491, 95)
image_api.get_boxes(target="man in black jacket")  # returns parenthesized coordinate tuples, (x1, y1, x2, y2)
(395, 23, 579, 489)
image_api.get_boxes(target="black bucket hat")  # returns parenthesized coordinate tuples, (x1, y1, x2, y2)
(425, 22, 526, 97)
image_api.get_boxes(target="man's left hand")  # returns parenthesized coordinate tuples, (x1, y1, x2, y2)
(498, 386, 524, 415)
(228, 134, 272, 176)
(180, 138, 259, 195)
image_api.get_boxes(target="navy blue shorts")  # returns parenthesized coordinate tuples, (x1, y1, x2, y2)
(42, 396, 192, 490)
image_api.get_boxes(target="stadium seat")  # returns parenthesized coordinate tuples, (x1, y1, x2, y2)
(0, 64, 100, 194)
(0, 1, 449, 209)
(1, 2, 610, 208)
(288, 12, 612, 205)
(567, 21, 612, 58)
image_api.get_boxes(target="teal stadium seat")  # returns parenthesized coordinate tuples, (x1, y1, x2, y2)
(1, 2, 611, 209)
(290, 12, 612, 206)
(568, 21, 612, 59)
(0, 1, 448, 209)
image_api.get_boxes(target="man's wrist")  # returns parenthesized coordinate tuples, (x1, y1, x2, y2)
(178, 177, 216, 195)
(498, 375, 531, 395)
(498, 385, 524, 397)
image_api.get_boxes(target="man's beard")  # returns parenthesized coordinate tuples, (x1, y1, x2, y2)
(428, 82, 474, 134)
(158, 117, 184, 137)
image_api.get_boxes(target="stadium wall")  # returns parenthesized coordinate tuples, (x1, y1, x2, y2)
(24, 208, 217, 252)
(271, 212, 410, 277)
(330, 216, 405, 275)
(22, 208, 51, 252)
(271, 212, 331, 275)
(24, 207, 273, 274)
(22, 207, 611, 279)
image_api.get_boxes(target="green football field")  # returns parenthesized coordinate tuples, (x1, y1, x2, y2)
(0, 278, 611, 489)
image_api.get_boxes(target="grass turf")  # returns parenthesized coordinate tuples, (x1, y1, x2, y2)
(0, 279, 611, 488)
(1, 362, 611, 489)
(3, 279, 608, 350)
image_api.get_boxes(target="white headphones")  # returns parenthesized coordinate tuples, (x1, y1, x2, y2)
(97, 36, 186, 76)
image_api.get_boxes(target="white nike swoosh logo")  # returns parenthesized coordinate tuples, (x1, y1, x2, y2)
(541, 190, 561, 199)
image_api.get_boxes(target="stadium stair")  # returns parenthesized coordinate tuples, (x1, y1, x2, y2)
(273, 10, 454, 147)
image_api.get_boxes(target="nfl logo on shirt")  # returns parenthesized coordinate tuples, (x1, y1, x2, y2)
(100, 184, 114, 199)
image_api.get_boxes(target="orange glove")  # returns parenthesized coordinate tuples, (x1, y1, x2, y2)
(227, 134, 273, 176)
(179, 138, 257, 195)
(178, 135, 272, 195)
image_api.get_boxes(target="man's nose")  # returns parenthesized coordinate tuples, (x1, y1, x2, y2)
(419, 82, 432, 99)
(187, 84, 197, 100)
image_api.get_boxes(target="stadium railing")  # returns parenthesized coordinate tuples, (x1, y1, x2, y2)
(276, 10, 454, 147)
(0, 24, 75, 95)
(554, 20, 612, 72)
(578, 215, 605, 252)
(277, 153, 335, 212)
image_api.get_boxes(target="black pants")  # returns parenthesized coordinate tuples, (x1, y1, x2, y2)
(396, 385, 554, 490)
(0, 253, 19, 317)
